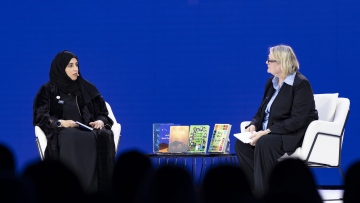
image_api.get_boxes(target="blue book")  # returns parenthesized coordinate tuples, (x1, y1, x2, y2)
(156, 123, 179, 153)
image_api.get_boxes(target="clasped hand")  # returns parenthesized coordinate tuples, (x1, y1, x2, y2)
(246, 125, 268, 146)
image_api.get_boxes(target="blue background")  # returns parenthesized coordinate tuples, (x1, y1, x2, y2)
(1, 0, 359, 185)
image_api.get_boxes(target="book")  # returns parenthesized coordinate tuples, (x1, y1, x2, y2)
(75, 121, 93, 131)
(168, 125, 190, 153)
(157, 123, 179, 153)
(188, 125, 210, 153)
(234, 132, 254, 144)
(208, 124, 232, 153)
(152, 123, 174, 153)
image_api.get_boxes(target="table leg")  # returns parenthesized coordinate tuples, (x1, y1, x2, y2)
(232, 156, 237, 165)
(199, 157, 207, 184)
(192, 157, 196, 181)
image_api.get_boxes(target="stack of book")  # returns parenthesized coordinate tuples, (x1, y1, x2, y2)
(152, 123, 232, 154)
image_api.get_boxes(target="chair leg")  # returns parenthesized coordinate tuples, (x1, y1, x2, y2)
(339, 166, 345, 181)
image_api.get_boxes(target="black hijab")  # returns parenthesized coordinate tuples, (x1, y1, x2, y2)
(49, 50, 100, 103)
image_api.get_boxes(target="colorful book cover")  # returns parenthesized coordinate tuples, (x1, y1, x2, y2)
(188, 125, 210, 153)
(157, 123, 179, 153)
(168, 125, 190, 153)
(208, 124, 232, 153)
(153, 123, 174, 153)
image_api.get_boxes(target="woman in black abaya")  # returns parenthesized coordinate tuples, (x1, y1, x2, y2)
(33, 50, 115, 195)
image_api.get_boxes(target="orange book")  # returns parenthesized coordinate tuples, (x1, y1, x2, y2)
(168, 126, 190, 153)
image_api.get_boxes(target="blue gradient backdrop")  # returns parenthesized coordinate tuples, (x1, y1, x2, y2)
(1, 0, 359, 185)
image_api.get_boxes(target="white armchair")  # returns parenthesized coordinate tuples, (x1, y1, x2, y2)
(240, 94, 350, 180)
(35, 101, 121, 160)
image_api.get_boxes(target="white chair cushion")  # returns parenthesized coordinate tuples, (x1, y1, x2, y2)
(314, 93, 339, 122)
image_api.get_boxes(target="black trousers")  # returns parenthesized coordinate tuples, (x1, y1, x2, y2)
(235, 134, 285, 196)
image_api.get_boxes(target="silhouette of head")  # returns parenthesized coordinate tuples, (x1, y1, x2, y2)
(0, 143, 15, 176)
(21, 159, 84, 203)
(343, 160, 360, 203)
(112, 150, 154, 203)
(265, 158, 322, 203)
(202, 164, 256, 203)
(137, 165, 196, 203)
(0, 144, 37, 202)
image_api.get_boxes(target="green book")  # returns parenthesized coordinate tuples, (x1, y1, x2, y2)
(208, 124, 232, 153)
(188, 125, 210, 153)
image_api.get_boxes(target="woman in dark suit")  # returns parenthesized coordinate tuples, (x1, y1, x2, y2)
(33, 50, 115, 195)
(234, 45, 318, 197)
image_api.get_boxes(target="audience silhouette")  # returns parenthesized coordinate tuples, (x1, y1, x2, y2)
(112, 149, 154, 203)
(201, 164, 258, 203)
(0, 143, 16, 177)
(0, 144, 38, 203)
(136, 164, 197, 203)
(343, 160, 360, 203)
(82, 191, 115, 203)
(21, 159, 85, 203)
(3, 145, 355, 203)
(262, 158, 322, 203)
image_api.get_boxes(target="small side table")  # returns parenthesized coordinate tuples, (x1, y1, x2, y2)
(146, 153, 238, 183)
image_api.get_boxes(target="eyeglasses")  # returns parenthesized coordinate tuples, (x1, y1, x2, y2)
(267, 58, 280, 63)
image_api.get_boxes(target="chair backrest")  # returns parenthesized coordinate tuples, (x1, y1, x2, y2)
(105, 102, 117, 124)
(313, 93, 339, 122)
(333, 98, 350, 126)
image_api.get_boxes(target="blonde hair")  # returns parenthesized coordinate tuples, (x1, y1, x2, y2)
(270, 45, 299, 76)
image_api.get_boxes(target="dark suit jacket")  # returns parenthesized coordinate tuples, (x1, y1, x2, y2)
(250, 72, 318, 153)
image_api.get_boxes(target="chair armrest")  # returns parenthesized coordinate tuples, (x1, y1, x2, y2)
(240, 121, 251, 133)
(300, 120, 343, 165)
(35, 126, 47, 160)
(112, 123, 121, 154)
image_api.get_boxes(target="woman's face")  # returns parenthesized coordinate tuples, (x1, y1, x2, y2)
(266, 54, 282, 77)
(65, 58, 79, 81)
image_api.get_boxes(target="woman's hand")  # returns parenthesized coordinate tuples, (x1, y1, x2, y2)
(245, 125, 256, 133)
(89, 120, 104, 129)
(61, 120, 78, 128)
(249, 130, 269, 146)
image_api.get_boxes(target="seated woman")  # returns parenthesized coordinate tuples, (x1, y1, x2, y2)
(234, 45, 318, 197)
(33, 50, 115, 195)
